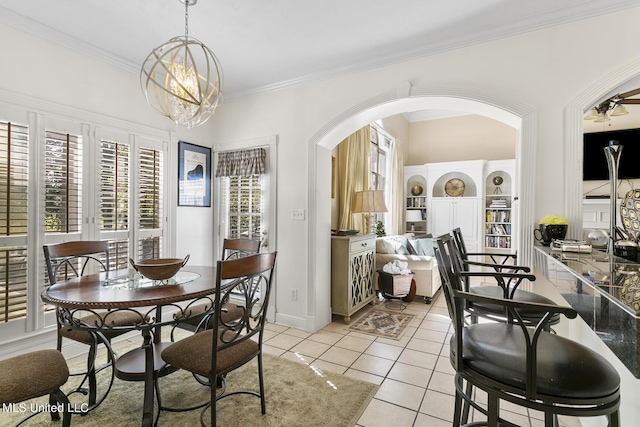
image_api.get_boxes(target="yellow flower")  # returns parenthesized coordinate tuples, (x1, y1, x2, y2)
(539, 215, 568, 225)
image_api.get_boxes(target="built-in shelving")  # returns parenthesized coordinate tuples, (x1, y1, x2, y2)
(404, 167, 428, 235)
(484, 161, 515, 251)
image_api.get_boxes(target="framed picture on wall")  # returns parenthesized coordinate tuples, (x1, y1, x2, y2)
(178, 141, 211, 207)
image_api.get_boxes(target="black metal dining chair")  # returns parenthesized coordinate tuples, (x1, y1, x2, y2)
(0, 349, 71, 427)
(434, 234, 621, 427)
(43, 240, 143, 413)
(450, 227, 520, 270)
(449, 228, 561, 327)
(159, 251, 277, 426)
(173, 238, 261, 337)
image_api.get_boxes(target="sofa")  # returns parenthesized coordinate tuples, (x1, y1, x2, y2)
(375, 234, 441, 303)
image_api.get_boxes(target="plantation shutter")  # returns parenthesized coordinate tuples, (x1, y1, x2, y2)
(100, 139, 130, 270)
(138, 146, 163, 260)
(44, 131, 82, 233)
(0, 120, 29, 323)
(222, 175, 263, 241)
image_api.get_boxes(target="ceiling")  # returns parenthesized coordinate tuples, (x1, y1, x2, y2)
(1, 0, 638, 108)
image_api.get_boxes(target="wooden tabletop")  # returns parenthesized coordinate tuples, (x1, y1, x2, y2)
(41, 265, 219, 310)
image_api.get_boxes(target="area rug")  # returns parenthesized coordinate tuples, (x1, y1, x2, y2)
(348, 309, 415, 340)
(2, 353, 378, 427)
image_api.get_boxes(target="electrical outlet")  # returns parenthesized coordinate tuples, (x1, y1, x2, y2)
(291, 288, 297, 301)
(291, 209, 305, 220)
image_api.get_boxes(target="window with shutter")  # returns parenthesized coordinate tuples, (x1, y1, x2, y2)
(44, 131, 82, 233)
(138, 147, 163, 260)
(0, 120, 29, 324)
(101, 139, 130, 270)
(223, 175, 262, 240)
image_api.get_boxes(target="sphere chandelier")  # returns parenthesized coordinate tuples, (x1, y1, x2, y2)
(140, 0, 223, 128)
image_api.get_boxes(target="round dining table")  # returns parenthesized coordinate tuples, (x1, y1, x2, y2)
(41, 265, 225, 427)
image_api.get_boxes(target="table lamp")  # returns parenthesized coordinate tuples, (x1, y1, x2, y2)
(352, 190, 387, 234)
(405, 209, 423, 232)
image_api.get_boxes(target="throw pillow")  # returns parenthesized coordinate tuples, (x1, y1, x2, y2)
(389, 239, 410, 255)
(376, 238, 390, 254)
(405, 240, 417, 255)
(415, 237, 435, 257)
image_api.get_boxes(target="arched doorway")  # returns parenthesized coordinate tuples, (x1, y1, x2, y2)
(565, 61, 640, 236)
(305, 85, 536, 332)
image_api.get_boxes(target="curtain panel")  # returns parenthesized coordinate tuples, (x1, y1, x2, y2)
(215, 148, 266, 177)
(337, 126, 371, 230)
(390, 139, 405, 235)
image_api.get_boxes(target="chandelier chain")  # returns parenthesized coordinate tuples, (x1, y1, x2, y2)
(184, 1, 189, 37)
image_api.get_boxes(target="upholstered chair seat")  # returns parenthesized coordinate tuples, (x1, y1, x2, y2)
(0, 349, 72, 427)
(458, 323, 620, 399)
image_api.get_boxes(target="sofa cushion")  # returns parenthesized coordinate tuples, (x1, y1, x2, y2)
(412, 237, 435, 257)
(376, 236, 411, 255)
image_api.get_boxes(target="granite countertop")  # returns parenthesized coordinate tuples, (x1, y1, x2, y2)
(538, 246, 640, 317)
(536, 246, 640, 377)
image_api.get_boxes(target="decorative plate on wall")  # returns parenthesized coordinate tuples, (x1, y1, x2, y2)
(444, 178, 465, 197)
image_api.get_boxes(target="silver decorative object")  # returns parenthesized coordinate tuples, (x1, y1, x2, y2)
(140, 0, 223, 128)
(603, 141, 622, 253)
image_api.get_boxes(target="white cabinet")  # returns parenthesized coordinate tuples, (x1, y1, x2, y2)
(330, 235, 376, 323)
(430, 198, 480, 250)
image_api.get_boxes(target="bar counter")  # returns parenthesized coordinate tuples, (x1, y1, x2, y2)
(534, 246, 640, 378)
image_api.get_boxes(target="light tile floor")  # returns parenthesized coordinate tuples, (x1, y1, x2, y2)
(261, 291, 583, 427)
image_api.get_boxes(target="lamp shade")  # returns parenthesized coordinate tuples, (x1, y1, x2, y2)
(593, 111, 611, 123)
(610, 104, 629, 117)
(352, 190, 387, 213)
(583, 107, 599, 120)
(405, 210, 423, 222)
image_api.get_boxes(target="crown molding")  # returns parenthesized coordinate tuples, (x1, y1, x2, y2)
(2, 1, 638, 102)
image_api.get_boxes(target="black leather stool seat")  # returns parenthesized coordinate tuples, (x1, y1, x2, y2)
(458, 323, 620, 400)
(469, 286, 561, 324)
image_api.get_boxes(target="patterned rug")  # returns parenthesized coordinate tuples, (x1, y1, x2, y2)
(348, 309, 415, 340)
(3, 352, 378, 427)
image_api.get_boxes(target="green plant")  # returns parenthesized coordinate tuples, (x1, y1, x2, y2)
(371, 220, 386, 237)
(538, 215, 568, 225)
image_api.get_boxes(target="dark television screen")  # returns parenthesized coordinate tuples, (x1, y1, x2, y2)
(583, 128, 640, 180)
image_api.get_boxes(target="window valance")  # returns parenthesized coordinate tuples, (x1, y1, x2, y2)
(215, 148, 266, 177)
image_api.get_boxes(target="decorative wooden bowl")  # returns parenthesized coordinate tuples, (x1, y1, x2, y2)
(129, 255, 190, 281)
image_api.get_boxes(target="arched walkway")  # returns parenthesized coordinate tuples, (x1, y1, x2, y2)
(305, 84, 536, 332)
(564, 60, 640, 238)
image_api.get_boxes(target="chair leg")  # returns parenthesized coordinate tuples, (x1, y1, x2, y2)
(49, 391, 61, 421)
(487, 393, 499, 427)
(258, 352, 266, 414)
(87, 341, 98, 407)
(461, 379, 473, 424)
(610, 410, 620, 427)
(453, 389, 463, 427)
(211, 374, 217, 427)
(50, 388, 72, 427)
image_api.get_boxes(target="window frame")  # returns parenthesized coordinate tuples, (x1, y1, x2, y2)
(0, 102, 172, 343)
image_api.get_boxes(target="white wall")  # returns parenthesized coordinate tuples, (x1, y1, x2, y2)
(407, 114, 516, 164)
(0, 24, 216, 267)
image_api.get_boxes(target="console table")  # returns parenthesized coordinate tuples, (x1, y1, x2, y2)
(330, 234, 376, 323)
(534, 246, 640, 378)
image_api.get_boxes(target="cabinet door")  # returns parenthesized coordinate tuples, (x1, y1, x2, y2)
(431, 198, 454, 237)
(454, 198, 478, 242)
